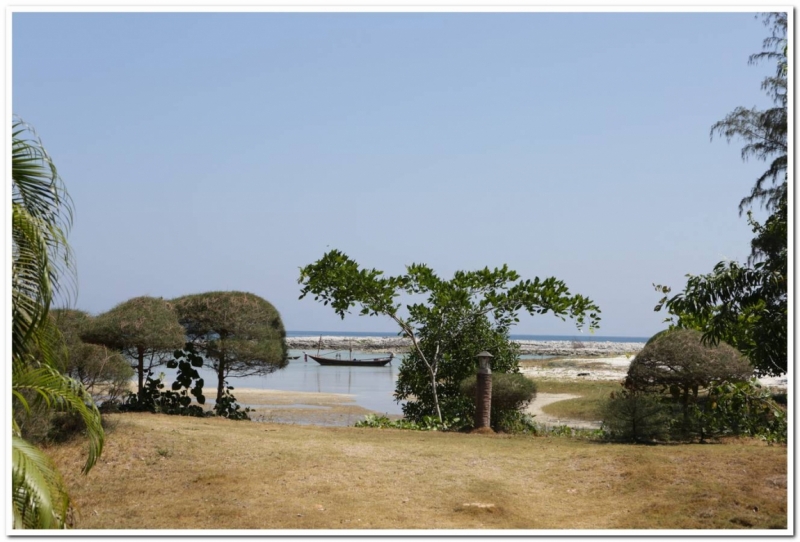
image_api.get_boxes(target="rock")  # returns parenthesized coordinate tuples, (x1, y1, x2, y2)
(286, 335, 645, 356)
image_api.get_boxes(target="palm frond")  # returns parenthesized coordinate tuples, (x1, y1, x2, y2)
(13, 362, 104, 474)
(12, 436, 70, 529)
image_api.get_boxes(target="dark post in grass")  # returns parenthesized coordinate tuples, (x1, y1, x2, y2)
(474, 351, 494, 431)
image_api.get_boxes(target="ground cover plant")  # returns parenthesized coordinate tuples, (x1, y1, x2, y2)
(46, 413, 787, 530)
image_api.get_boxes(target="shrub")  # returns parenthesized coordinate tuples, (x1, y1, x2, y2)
(625, 329, 752, 426)
(695, 380, 787, 443)
(627, 329, 752, 393)
(354, 414, 460, 431)
(601, 389, 672, 443)
(459, 372, 537, 432)
(397, 313, 521, 424)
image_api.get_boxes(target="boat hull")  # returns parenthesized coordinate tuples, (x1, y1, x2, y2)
(307, 354, 392, 367)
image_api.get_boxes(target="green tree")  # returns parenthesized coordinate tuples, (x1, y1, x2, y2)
(397, 311, 520, 424)
(172, 291, 288, 403)
(655, 13, 787, 377)
(298, 250, 600, 422)
(50, 309, 134, 404)
(625, 329, 753, 423)
(81, 296, 186, 399)
(12, 117, 104, 528)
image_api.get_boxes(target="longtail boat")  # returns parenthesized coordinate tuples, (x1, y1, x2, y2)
(305, 353, 393, 367)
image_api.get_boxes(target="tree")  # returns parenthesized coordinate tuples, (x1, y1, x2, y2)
(397, 311, 520, 424)
(625, 329, 753, 418)
(81, 296, 186, 399)
(298, 250, 601, 422)
(711, 12, 787, 215)
(655, 13, 787, 377)
(50, 309, 134, 404)
(12, 117, 104, 528)
(172, 291, 288, 403)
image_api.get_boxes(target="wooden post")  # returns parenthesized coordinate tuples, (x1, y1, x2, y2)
(475, 370, 492, 429)
(473, 351, 494, 432)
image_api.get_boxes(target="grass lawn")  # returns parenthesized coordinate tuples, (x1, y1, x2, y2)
(47, 413, 787, 531)
(535, 380, 621, 422)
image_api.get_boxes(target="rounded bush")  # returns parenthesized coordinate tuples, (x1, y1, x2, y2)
(626, 329, 752, 396)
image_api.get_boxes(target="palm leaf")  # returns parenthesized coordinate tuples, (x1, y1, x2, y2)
(13, 362, 104, 474)
(12, 436, 70, 529)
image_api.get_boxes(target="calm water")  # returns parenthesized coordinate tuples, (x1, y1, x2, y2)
(149, 331, 621, 416)
(155, 349, 404, 415)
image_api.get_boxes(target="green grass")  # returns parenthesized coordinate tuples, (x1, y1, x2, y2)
(535, 380, 621, 422)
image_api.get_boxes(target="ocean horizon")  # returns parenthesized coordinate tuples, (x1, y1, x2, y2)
(286, 330, 649, 343)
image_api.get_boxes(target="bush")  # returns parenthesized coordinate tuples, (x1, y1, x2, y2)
(459, 372, 537, 432)
(601, 389, 672, 443)
(396, 313, 521, 424)
(354, 414, 460, 431)
(627, 329, 752, 394)
(625, 329, 752, 426)
(694, 380, 787, 443)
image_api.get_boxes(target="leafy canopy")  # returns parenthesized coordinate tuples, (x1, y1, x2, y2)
(300, 250, 600, 422)
(172, 291, 288, 402)
(655, 13, 787, 377)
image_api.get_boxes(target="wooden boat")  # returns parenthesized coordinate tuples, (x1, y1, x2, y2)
(288, 355, 300, 360)
(306, 353, 393, 367)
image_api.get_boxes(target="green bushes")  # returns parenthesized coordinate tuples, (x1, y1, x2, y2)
(602, 330, 786, 443)
(119, 344, 251, 420)
(601, 390, 672, 443)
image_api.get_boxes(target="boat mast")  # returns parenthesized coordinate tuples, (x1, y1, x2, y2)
(317, 335, 322, 356)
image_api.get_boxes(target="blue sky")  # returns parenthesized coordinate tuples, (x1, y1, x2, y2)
(12, 11, 778, 337)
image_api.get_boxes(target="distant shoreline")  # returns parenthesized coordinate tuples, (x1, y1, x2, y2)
(286, 335, 645, 356)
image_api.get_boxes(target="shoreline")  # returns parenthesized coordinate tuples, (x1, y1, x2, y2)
(286, 335, 645, 356)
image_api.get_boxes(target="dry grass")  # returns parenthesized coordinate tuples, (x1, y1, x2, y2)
(46, 413, 787, 531)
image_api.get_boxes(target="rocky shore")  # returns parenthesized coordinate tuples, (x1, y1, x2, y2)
(286, 335, 644, 357)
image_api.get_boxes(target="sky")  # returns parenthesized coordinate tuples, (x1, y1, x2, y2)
(11, 10, 780, 338)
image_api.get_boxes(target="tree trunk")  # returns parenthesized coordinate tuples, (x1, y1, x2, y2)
(429, 369, 442, 422)
(137, 346, 145, 399)
(216, 340, 226, 404)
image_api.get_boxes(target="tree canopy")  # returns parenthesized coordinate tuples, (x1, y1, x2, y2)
(626, 329, 753, 397)
(50, 309, 133, 404)
(655, 13, 787, 377)
(299, 250, 600, 422)
(172, 291, 288, 403)
(81, 296, 186, 396)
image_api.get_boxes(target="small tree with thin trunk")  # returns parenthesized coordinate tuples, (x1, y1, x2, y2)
(81, 296, 185, 399)
(299, 250, 601, 423)
(51, 309, 133, 404)
(171, 291, 288, 404)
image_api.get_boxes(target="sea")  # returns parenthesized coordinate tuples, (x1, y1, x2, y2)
(153, 331, 646, 420)
(287, 330, 650, 343)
